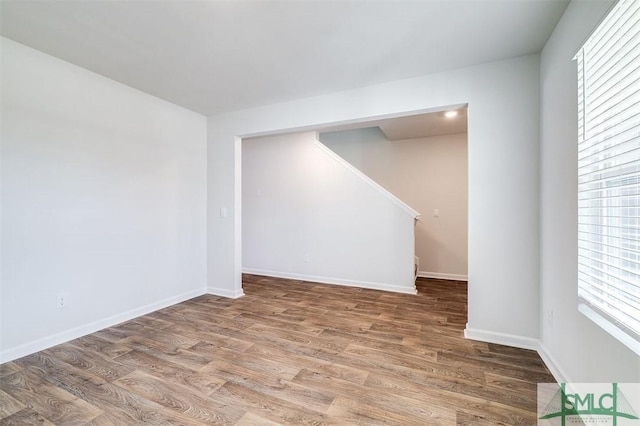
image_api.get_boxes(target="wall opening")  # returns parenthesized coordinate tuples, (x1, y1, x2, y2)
(238, 104, 468, 297)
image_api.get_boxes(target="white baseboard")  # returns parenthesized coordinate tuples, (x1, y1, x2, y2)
(465, 327, 566, 384)
(417, 271, 468, 281)
(207, 286, 245, 299)
(464, 324, 539, 351)
(242, 268, 417, 295)
(0, 288, 205, 364)
(537, 341, 568, 384)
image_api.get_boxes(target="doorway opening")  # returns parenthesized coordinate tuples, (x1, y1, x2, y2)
(238, 104, 469, 297)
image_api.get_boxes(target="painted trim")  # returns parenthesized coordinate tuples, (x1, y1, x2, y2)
(242, 268, 417, 295)
(312, 138, 421, 219)
(464, 327, 567, 384)
(537, 341, 569, 384)
(0, 288, 206, 364)
(237, 104, 468, 139)
(234, 136, 244, 303)
(417, 271, 468, 281)
(207, 286, 245, 299)
(464, 324, 539, 351)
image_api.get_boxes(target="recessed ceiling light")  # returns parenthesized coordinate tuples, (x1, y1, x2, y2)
(444, 110, 458, 118)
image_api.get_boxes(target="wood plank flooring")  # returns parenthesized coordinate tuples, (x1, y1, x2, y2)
(0, 275, 555, 425)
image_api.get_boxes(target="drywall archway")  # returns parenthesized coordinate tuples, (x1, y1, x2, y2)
(208, 54, 541, 349)
(237, 106, 461, 294)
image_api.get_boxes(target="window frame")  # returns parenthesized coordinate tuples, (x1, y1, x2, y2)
(575, 0, 640, 356)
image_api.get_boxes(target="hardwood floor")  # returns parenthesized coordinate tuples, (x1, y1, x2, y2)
(0, 275, 554, 425)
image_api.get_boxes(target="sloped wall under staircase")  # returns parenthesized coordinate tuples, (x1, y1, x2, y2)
(242, 131, 419, 294)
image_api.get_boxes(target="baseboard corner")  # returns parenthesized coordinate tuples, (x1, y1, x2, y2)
(463, 325, 539, 351)
(207, 286, 244, 299)
(536, 341, 569, 384)
(417, 271, 468, 281)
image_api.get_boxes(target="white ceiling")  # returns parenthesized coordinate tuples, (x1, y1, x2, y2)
(378, 108, 468, 140)
(318, 106, 468, 140)
(0, 0, 569, 116)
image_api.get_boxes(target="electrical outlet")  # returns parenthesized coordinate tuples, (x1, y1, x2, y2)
(57, 293, 68, 309)
(304, 254, 311, 263)
(547, 309, 554, 327)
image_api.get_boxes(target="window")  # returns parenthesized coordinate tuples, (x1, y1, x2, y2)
(576, 0, 640, 355)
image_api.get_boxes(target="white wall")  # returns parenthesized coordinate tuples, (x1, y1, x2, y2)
(208, 54, 541, 348)
(320, 128, 468, 280)
(0, 38, 208, 362)
(242, 132, 418, 294)
(539, 2, 640, 382)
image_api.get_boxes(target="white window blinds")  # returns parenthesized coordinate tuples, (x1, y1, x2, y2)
(576, 0, 640, 355)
